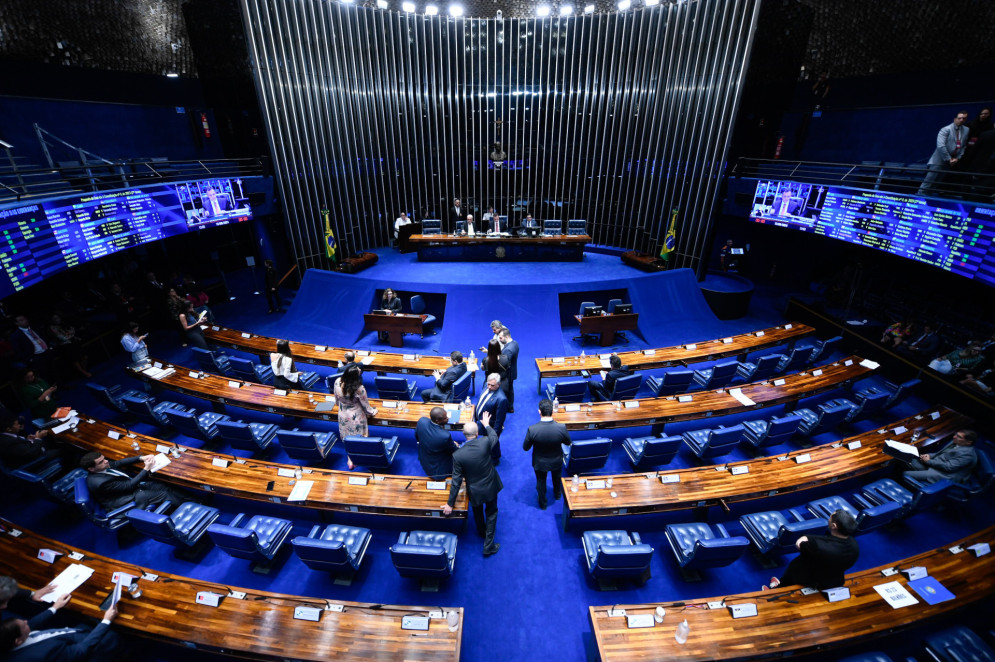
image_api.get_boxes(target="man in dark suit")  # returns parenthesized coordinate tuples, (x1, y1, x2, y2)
(0, 577, 55, 619)
(522, 399, 572, 509)
(588, 353, 633, 401)
(443, 412, 502, 556)
(902, 429, 978, 485)
(0, 415, 69, 470)
(9, 315, 54, 380)
(497, 327, 519, 412)
(450, 198, 464, 233)
(474, 373, 509, 463)
(416, 407, 457, 480)
(81, 452, 183, 510)
(421, 351, 467, 402)
(769, 509, 859, 591)
(0, 593, 121, 661)
(897, 324, 940, 359)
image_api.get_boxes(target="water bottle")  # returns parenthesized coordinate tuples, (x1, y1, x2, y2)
(553, 396, 559, 411)
(571, 474, 580, 492)
(675, 619, 689, 644)
(580, 350, 586, 360)
(464, 396, 471, 410)
(470, 350, 475, 361)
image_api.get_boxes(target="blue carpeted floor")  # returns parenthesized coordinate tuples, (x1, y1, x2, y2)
(2, 247, 992, 661)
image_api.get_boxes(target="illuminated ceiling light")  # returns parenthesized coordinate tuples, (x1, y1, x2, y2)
(448, 3, 464, 16)
(340, 0, 355, 4)
(645, 0, 659, 5)
(536, 4, 551, 16)
(402, 1, 415, 11)
(165, 72, 179, 78)
(559, 4, 573, 15)
(617, 0, 631, 9)
(377, 0, 389, 7)
(425, 4, 439, 14)
(584, 4, 595, 12)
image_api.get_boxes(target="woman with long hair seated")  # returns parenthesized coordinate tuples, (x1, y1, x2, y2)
(334, 363, 378, 470)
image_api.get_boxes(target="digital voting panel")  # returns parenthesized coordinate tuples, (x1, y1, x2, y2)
(748, 179, 995, 287)
(0, 178, 252, 298)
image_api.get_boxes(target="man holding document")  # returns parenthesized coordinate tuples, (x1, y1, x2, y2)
(901, 429, 978, 484)
(0, 592, 121, 661)
(81, 452, 185, 510)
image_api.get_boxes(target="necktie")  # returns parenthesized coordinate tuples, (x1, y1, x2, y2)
(20, 627, 81, 649)
(494, 218, 500, 233)
(477, 390, 492, 417)
(106, 469, 130, 479)
(26, 328, 48, 353)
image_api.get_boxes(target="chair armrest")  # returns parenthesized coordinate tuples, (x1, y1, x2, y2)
(787, 508, 807, 522)
(107, 501, 139, 518)
(307, 524, 321, 538)
(852, 493, 874, 510)
(153, 501, 172, 515)
(630, 532, 642, 545)
(229, 513, 247, 528)
(397, 531, 408, 545)
(715, 523, 730, 538)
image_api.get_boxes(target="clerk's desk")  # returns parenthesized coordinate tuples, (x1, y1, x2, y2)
(0, 520, 463, 662)
(127, 358, 473, 431)
(534, 322, 814, 393)
(561, 406, 969, 525)
(58, 414, 468, 518)
(590, 525, 995, 662)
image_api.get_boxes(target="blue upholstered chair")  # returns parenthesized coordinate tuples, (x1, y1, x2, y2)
(121, 395, 189, 426)
(86, 382, 149, 414)
(860, 477, 952, 518)
(663, 522, 750, 579)
(924, 626, 995, 662)
(292, 524, 372, 580)
(545, 379, 588, 403)
(325, 372, 345, 392)
(691, 360, 740, 390)
(343, 435, 399, 470)
(44, 468, 89, 505)
(682, 425, 744, 460)
(738, 509, 828, 556)
(127, 502, 220, 553)
(227, 356, 274, 384)
(602, 373, 642, 401)
(574, 301, 598, 344)
(450, 371, 472, 403)
(164, 408, 231, 442)
(375, 375, 419, 401)
(821, 390, 889, 423)
(581, 530, 654, 588)
(543, 219, 562, 235)
(562, 437, 612, 474)
(409, 295, 437, 335)
(621, 435, 680, 469)
(646, 370, 694, 397)
(904, 446, 994, 504)
(805, 494, 902, 535)
(606, 298, 623, 314)
(208, 513, 294, 572)
(854, 379, 920, 411)
(215, 419, 279, 453)
(740, 414, 802, 450)
(390, 530, 458, 583)
(566, 219, 587, 235)
(421, 219, 442, 235)
(276, 429, 338, 463)
(191, 347, 231, 374)
(74, 476, 136, 532)
(805, 335, 841, 364)
(772, 347, 810, 375)
(0, 454, 61, 490)
(792, 403, 852, 437)
(735, 354, 782, 383)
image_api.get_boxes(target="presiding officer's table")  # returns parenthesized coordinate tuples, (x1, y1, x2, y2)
(590, 525, 995, 661)
(408, 233, 589, 261)
(0, 520, 463, 661)
(575, 312, 640, 347)
(58, 414, 469, 518)
(362, 313, 429, 347)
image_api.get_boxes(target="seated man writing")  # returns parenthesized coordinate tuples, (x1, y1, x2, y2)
(80, 452, 185, 510)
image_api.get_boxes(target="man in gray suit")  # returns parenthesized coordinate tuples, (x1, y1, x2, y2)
(919, 111, 969, 195)
(522, 399, 572, 509)
(443, 412, 503, 556)
(903, 429, 978, 484)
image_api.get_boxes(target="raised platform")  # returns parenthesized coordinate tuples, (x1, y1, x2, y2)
(699, 270, 755, 320)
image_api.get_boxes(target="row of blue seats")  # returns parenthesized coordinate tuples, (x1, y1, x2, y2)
(546, 336, 843, 402)
(840, 624, 995, 662)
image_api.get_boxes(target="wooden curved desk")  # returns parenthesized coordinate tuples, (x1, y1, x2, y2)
(535, 322, 815, 393)
(57, 415, 469, 518)
(0, 520, 463, 661)
(548, 355, 875, 431)
(127, 358, 473, 431)
(590, 525, 995, 661)
(561, 407, 970, 524)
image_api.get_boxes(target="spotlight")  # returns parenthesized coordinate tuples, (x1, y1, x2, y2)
(617, 0, 630, 9)
(559, 4, 573, 14)
(165, 72, 179, 78)
(377, 0, 388, 6)
(645, 0, 659, 5)
(496, 8, 502, 18)
(583, 3, 595, 12)
(402, 1, 415, 11)
(449, 3, 463, 15)
(340, 0, 355, 4)
(536, 4, 551, 16)
(426, 4, 439, 13)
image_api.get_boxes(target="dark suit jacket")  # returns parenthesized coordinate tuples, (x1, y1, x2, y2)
(450, 206, 464, 231)
(9, 608, 113, 662)
(500, 340, 520, 381)
(0, 432, 47, 469)
(602, 366, 633, 394)
(447, 425, 502, 507)
(909, 332, 940, 355)
(436, 363, 467, 394)
(523, 419, 572, 471)
(85, 456, 148, 510)
(474, 387, 509, 436)
(9, 328, 47, 364)
(416, 417, 456, 480)
(381, 297, 402, 314)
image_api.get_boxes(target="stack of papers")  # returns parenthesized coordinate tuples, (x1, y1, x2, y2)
(728, 388, 756, 406)
(288, 480, 314, 502)
(43, 564, 95, 601)
(147, 453, 171, 473)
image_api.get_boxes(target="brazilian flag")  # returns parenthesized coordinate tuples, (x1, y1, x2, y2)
(322, 208, 337, 262)
(660, 208, 678, 261)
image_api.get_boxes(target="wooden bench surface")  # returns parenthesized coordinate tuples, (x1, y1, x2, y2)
(127, 358, 473, 431)
(57, 414, 468, 517)
(590, 525, 995, 661)
(562, 407, 970, 519)
(0, 520, 463, 662)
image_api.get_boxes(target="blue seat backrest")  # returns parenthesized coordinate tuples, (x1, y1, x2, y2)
(216, 420, 253, 439)
(391, 545, 448, 570)
(817, 404, 852, 428)
(422, 219, 442, 234)
(277, 429, 317, 447)
(571, 437, 611, 458)
(554, 380, 588, 400)
(345, 437, 387, 455)
(597, 544, 653, 569)
(767, 415, 802, 437)
(611, 374, 642, 399)
(295, 537, 349, 563)
(212, 525, 259, 552)
(451, 372, 472, 401)
(644, 436, 680, 460)
(709, 426, 743, 446)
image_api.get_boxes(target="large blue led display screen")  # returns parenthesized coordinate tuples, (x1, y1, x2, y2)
(748, 180, 995, 287)
(0, 178, 253, 298)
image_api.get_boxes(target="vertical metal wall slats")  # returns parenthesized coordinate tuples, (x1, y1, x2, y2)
(241, 0, 760, 274)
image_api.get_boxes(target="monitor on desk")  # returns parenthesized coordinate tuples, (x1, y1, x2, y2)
(371, 309, 388, 315)
(613, 303, 633, 315)
(583, 305, 603, 317)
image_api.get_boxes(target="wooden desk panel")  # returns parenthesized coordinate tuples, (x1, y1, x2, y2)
(407, 233, 589, 262)
(127, 358, 473, 431)
(0, 521, 462, 662)
(534, 322, 815, 392)
(547, 355, 874, 431)
(362, 313, 428, 348)
(58, 415, 468, 517)
(590, 526, 995, 662)
(407, 233, 590, 246)
(575, 313, 640, 347)
(562, 407, 970, 521)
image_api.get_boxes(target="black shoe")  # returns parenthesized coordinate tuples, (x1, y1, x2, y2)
(553, 492, 562, 501)
(483, 544, 501, 557)
(508, 408, 515, 413)
(267, 309, 275, 314)
(539, 501, 547, 510)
